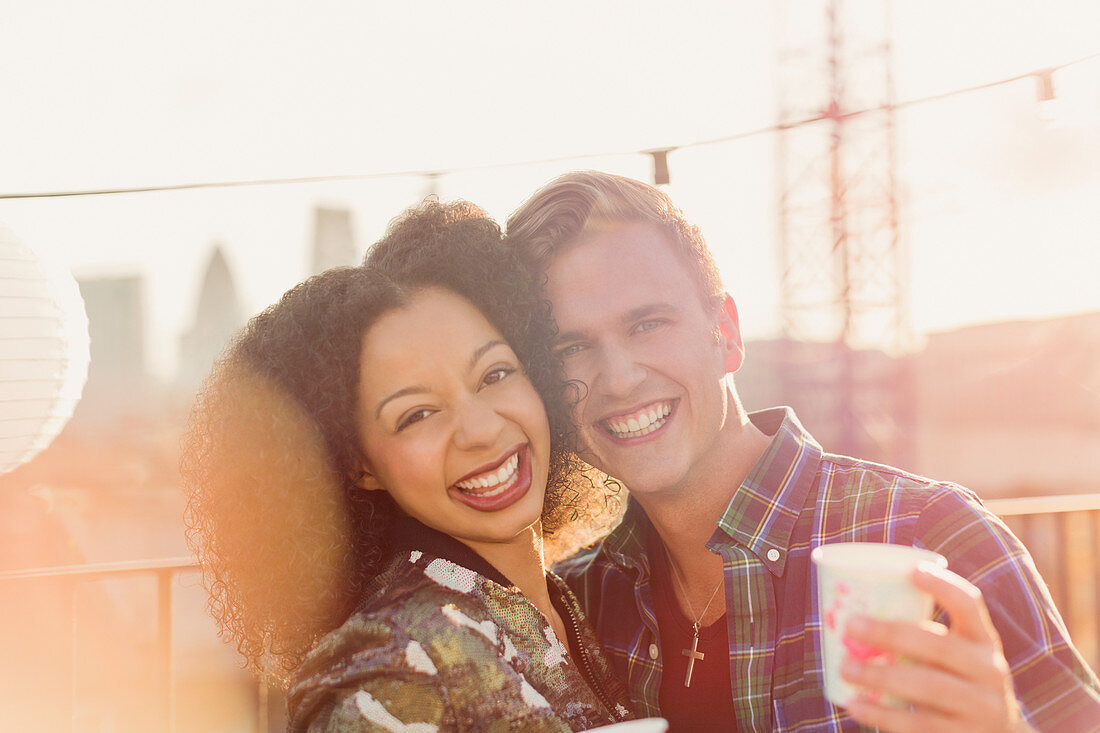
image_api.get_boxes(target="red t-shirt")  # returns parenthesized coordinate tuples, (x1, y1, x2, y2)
(648, 532, 738, 732)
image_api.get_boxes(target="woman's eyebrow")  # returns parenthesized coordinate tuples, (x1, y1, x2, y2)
(374, 339, 508, 419)
(468, 338, 508, 371)
(375, 385, 428, 419)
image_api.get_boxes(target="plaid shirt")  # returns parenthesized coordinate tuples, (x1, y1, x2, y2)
(557, 407, 1100, 732)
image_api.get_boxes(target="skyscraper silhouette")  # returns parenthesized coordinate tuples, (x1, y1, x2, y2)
(178, 245, 243, 394)
(310, 206, 356, 275)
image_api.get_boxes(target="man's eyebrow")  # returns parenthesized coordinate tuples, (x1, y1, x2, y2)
(554, 329, 587, 345)
(553, 304, 678, 345)
(374, 339, 509, 419)
(621, 303, 676, 323)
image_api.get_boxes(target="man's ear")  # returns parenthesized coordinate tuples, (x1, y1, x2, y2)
(717, 293, 745, 374)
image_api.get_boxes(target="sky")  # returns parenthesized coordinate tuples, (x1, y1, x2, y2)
(0, 0, 1098, 380)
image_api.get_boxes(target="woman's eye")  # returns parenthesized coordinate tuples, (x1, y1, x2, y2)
(396, 408, 433, 431)
(481, 366, 515, 388)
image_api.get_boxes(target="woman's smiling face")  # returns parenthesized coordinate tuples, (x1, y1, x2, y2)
(355, 287, 550, 545)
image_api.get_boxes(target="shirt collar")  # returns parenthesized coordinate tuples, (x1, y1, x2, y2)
(712, 407, 822, 576)
(387, 513, 514, 587)
(600, 499, 653, 576)
(598, 407, 822, 578)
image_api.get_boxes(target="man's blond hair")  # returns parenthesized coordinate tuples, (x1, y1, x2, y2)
(506, 170, 725, 310)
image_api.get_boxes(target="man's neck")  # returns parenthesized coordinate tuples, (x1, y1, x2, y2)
(634, 408, 772, 591)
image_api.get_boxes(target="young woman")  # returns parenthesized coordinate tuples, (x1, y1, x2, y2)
(181, 201, 633, 731)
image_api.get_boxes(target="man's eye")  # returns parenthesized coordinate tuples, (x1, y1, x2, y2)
(557, 343, 584, 358)
(397, 408, 433, 431)
(481, 366, 515, 388)
(636, 319, 664, 333)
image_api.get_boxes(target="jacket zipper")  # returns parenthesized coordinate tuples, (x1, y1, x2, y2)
(559, 593, 625, 722)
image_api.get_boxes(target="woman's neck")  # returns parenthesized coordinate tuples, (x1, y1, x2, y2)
(461, 523, 550, 609)
(459, 522, 568, 646)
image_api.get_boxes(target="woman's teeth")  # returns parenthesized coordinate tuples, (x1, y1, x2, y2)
(454, 452, 520, 496)
(604, 402, 672, 439)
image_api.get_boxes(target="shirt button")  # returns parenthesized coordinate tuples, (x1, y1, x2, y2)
(767, 548, 781, 562)
(648, 643, 659, 660)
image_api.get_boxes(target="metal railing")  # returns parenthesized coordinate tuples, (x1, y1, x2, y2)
(985, 493, 1100, 673)
(2, 493, 1098, 732)
(0, 557, 196, 733)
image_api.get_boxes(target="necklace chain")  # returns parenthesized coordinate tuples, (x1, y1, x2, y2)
(663, 545, 723, 630)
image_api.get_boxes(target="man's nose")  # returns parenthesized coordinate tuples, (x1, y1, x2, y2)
(593, 342, 646, 400)
(452, 396, 506, 451)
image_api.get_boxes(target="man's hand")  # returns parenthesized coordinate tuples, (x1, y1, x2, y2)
(839, 563, 1036, 733)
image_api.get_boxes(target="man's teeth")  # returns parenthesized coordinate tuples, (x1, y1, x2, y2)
(454, 452, 520, 496)
(604, 403, 672, 439)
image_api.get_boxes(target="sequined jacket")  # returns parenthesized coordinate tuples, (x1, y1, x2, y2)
(287, 519, 634, 732)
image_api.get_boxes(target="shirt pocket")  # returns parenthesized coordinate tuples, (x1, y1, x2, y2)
(769, 627, 836, 731)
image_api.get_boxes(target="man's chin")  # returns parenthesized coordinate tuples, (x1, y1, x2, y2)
(581, 434, 672, 478)
(580, 457, 681, 496)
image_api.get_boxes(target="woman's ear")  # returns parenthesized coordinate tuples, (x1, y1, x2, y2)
(352, 462, 386, 493)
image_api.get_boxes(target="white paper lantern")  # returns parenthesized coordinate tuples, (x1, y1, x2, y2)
(0, 224, 90, 475)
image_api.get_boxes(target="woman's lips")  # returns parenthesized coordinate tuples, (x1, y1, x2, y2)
(448, 444, 532, 512)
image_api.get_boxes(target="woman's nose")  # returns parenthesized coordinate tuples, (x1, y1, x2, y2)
(452, 396, 506, 451)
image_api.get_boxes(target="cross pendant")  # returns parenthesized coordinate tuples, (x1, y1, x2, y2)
(681, 622, 705, 687)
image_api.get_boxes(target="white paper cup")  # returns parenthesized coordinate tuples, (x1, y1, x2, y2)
(812, 542, 947, 708)
(586, 719, 668, 732)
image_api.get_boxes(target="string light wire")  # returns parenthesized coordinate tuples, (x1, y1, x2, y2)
(1, 51, 1096, 201)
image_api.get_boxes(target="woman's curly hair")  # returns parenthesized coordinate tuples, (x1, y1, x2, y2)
(182, 199, 618, 682)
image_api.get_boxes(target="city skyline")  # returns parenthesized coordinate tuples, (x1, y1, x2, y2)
(0, 1, 1097, 383)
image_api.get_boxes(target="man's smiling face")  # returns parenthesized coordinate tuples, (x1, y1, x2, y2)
(544, 220, 743, 496)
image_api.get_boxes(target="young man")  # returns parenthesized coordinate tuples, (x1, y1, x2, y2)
(506, 171, 1100, 732)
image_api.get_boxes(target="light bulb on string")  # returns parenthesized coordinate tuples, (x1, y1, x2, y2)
(423, 172, 443, 199)
(1035, 68, 1059, 123)
(648, 149, 673, 186)
(1035, 61, 1100, 129)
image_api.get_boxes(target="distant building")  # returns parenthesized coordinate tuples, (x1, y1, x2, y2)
(177, 245, 243, 394)
(911, 312, 1100, 496)
(73, 275, 146, 423)
(738, 311, 1100, 498)
(310, 206, 356, 275)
